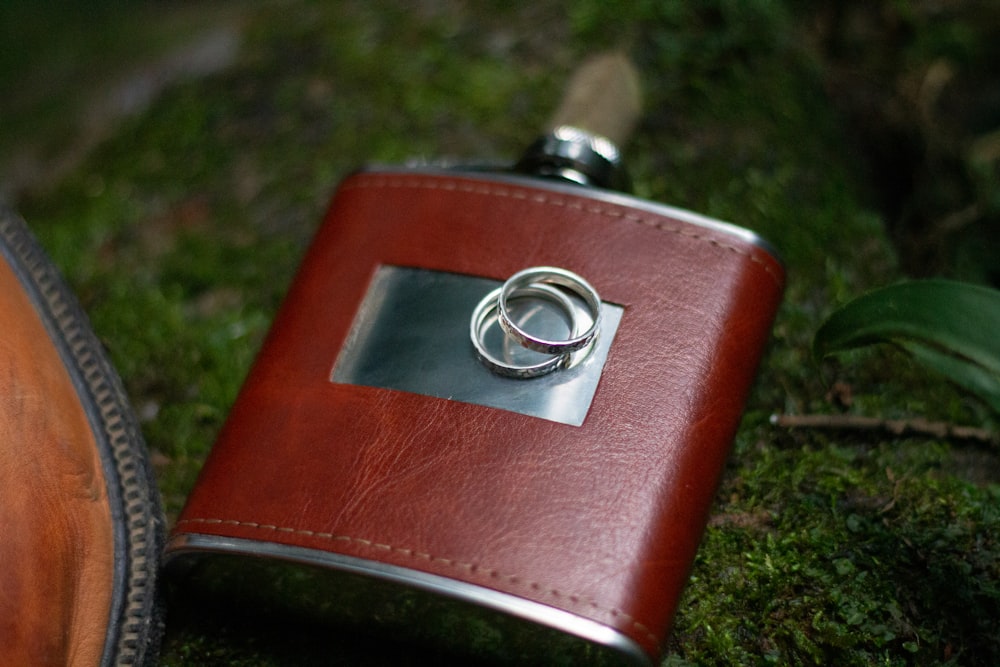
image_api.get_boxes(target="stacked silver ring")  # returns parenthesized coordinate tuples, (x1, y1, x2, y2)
(470, 266, 602, 379)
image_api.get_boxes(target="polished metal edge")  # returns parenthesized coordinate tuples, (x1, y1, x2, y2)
(166, 533, 653, 667)
(330, 265, 624, 427)
(357, 164, 783, 264)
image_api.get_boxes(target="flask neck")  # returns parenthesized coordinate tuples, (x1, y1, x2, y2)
(514, 125, 629, 192)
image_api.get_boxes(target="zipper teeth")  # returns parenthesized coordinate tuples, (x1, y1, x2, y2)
(0, 209, 163, 666)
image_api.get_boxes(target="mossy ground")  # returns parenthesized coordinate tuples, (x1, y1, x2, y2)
(3, 1, 999, 665)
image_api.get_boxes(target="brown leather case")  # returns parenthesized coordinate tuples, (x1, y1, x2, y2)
(0, 207, 163, 666)
(166, 168, 784, 665)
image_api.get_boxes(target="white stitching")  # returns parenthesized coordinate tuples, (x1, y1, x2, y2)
(175, 517, 660, 646)
(339, 174, 783, 286)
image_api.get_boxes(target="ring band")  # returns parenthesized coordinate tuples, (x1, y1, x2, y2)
(497, 266, 602, 355)
(470, 283, 578, 379)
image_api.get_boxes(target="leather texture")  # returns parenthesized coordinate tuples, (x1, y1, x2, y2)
(0, 209, 164, 667)
(170, 170, 785, 661)
(0, 255, 114, 666)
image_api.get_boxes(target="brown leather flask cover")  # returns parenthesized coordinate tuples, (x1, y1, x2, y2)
(167, 168, 784, 664)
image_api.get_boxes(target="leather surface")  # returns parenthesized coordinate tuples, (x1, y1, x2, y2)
(171, 170, 785, 659)
(0, 256, 114, 666)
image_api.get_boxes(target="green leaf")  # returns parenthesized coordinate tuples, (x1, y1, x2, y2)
(900, 341, 1000, 414)
(813, 280, 1000, 414)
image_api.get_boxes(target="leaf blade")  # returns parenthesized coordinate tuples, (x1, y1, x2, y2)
(901, 341, 1000, 414)
(814, 279, 1000, 412)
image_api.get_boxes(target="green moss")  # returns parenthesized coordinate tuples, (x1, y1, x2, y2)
(678, 433, 1000, 665)
(4, 1, 999, 664)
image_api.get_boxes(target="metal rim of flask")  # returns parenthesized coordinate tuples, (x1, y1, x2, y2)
(514, 125, 630, 192)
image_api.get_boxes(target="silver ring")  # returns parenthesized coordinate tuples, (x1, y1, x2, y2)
(497, 266, 602, 355)
(470, 283, 578, 379)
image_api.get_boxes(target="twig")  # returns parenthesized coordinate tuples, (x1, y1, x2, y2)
(770, 413, 999, 446)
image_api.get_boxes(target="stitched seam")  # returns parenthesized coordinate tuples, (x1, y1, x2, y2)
(339, 175, 783, 286)
(175, 516, 659, 646)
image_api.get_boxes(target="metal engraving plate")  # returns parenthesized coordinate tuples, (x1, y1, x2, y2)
(331, 265, 623, 426)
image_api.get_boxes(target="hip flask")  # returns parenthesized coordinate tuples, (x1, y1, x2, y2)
(165, 70, 785, 665)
